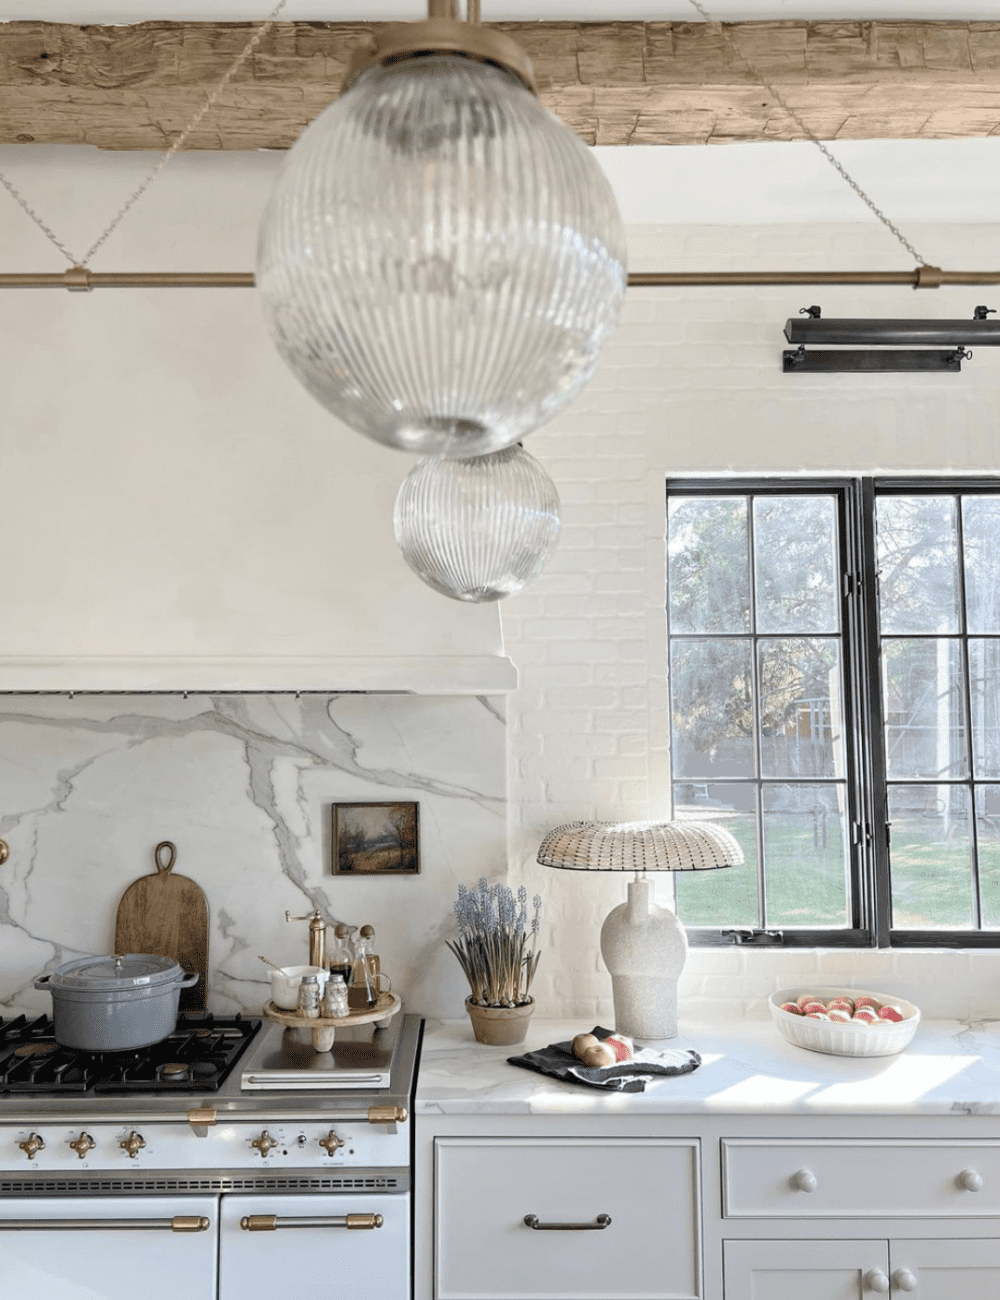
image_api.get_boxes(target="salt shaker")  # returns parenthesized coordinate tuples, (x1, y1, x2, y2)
(297, 973, 321, 1018)
(322, 973, 349, 1019)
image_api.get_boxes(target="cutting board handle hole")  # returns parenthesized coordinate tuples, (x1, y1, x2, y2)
(155, 841, 177, 874)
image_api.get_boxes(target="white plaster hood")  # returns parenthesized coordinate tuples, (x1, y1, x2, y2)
(0, 150, 516, 696)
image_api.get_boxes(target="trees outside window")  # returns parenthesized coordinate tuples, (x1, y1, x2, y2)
(665, 478, 1000, 948)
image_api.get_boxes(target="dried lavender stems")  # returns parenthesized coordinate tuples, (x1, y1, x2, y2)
(447, 880, 542, 1008)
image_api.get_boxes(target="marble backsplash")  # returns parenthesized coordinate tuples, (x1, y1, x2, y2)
(0, 693, 506, 1020)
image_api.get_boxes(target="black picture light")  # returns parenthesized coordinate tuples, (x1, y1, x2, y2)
(783, 305, 998, 372)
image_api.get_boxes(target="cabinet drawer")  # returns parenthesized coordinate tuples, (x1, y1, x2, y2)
(434, 1137, 701, 1300)
(722, 1139, 1000, 1218)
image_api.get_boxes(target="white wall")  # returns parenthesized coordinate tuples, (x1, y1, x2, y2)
(502, 222, 1000, 1020)
(3, 141, 1000, 1022)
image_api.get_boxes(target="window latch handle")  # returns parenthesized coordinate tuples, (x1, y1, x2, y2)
(721, 928, 784, 946)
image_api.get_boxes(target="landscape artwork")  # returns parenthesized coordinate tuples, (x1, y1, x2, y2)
(332, 801, 420, 875)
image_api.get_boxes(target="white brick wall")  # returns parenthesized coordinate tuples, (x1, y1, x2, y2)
(503, 221, 1000, 1020)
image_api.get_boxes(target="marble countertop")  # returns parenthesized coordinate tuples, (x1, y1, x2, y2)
(415, 1015, 1000, 1116)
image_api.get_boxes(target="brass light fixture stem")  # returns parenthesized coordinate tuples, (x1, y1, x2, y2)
(2, 267, 999, 290)
(343, 11, 536, 95)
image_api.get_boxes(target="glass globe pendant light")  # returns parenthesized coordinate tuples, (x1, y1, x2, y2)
(393, 443, 560, 602)
(256, 6, 627, 459)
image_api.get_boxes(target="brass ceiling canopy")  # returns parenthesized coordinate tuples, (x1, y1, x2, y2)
(344, 16, 537, 98)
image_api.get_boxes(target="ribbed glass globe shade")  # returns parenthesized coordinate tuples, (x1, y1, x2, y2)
(257, 53, 626, 458)
(393, 444, 561, 602)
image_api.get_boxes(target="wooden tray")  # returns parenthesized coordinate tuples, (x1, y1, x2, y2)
(263, 991, 401, 1051)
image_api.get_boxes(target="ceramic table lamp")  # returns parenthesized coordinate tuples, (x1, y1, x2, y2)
(537, 820, 742, 1041)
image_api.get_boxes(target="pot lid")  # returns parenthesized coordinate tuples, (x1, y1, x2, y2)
(50, 953, 183, 990)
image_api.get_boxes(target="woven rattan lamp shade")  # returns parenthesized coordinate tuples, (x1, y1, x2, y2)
(536, 820, 743, 874)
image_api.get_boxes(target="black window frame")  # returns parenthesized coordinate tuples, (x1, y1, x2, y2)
(665, 475, 1000, 950)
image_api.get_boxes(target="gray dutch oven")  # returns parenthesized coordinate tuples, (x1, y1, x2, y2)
(35, 954, 198, 1051)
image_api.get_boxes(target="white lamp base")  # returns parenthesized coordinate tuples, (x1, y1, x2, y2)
(599, 877, 688, 1041)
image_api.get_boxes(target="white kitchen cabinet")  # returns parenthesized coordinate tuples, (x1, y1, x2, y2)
(414, 1020, 1000, 1300)
(723, 1237, 1000, 1300)
(721, 1138, 1000, 1218)
(723, 1239, 888, 1300)
(433, 1136, 701, 1300)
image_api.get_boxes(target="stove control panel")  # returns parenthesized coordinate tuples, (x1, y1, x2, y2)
(3, 1119, 408, 1172)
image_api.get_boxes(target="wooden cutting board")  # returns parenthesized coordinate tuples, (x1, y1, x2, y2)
(114, 841, 209, 1011)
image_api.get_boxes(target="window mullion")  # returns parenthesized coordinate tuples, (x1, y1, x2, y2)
(860, 478, 892, 946)
(746, 498, 767, 931)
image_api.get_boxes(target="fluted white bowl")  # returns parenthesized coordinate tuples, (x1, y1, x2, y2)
(769, 986, 920, 1058)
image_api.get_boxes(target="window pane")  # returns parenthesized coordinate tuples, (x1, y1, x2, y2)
(976, 784, 1000, 929)
(758, 637, 844, 779)
(667, 497, 750, 634)
(754, 496, 838, 634)
(963, 496, 1000, 634)
(888, 784, 974, 928)
(882, 638, 968, 779)
(674, 783, 758, 927)
(969, 638, 1000, 778)
(876, 496, 961, 634)
(761, 784, 849, 927)
(670, 639, 754, 778)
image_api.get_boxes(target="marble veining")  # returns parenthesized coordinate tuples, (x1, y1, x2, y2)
(0, 693, 506, 1020)
(416, 1015, 1000, 1115)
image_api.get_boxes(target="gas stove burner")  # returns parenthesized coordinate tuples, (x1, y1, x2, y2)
(13, 1043, 56, 1059)
(0, 1012, 263, 1096)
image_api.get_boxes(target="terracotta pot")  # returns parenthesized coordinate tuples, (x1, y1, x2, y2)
(465, 996, 535, 1046)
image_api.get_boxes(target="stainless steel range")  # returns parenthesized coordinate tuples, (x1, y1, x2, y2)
(0, 1009, 422, 1300)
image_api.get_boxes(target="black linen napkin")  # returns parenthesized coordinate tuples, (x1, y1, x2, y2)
(507, 1025, 701, 1093)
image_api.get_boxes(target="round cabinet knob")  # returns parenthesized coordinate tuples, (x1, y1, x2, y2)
(120, 1131, 146, 1159)
(863, 1269, 890, 1294)
(957, 1168, 984, 1192)
(790, 1168, 818, 1193)
(318, 1130, 345, 1158)
(250, 1130, 278, 1158)
(68, 1132, 95, 1159)
(891, 1269, 918, 1293)
(18, 1132, 45, 1160)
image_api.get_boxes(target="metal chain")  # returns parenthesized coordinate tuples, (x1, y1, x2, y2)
(0, 0, 290, 268)
(0, 173, 78, 265)
(685, 0, 927, 265)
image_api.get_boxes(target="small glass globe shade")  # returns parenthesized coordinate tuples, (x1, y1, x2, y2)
(257, 53, 626, 459)
(393, 444, 561, 602)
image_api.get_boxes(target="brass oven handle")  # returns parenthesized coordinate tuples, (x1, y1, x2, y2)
(0, 1217, 210, 1232)
(240, 1213, 384, 1232)
(523, 1214, 612, 1231)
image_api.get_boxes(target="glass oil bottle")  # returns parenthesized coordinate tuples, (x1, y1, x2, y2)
(348, 930, 377, 1011)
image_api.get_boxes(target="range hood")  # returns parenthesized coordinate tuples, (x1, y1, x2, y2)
(1, 286, 516, 696)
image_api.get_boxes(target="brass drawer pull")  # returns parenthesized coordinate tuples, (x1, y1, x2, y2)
(240, 1213, 384, 1231)
(523, 1214, 611, 1231)
(0, 1217, 209, 1232)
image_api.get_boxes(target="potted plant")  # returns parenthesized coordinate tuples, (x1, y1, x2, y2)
(447, 879, 542, 1045)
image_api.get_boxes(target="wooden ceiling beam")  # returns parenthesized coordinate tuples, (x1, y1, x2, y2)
(0, 19, 998, 151)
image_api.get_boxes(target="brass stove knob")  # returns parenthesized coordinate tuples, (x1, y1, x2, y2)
(250, 1130, 279, 1158)
(68, 1131, 96, 1159)
(18, 1132, 45, 1160)
(120, 1131, 146, 1159)
(318, 1129, 345, 1158)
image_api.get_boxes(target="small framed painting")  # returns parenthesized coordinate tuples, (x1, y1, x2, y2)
(332, 801, 420, 876)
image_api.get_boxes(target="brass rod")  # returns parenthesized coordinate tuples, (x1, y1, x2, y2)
(1, 269, 999, 290)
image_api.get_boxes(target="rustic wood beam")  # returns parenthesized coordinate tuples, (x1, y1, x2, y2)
(0, 19, 998, 151)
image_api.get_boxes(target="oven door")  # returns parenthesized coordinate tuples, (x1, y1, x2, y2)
(219, 1192, 410, 1300)
(0, 1194, 218, 1299)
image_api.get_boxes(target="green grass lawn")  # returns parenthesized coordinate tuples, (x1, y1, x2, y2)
(674, 815, 1000, 931)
